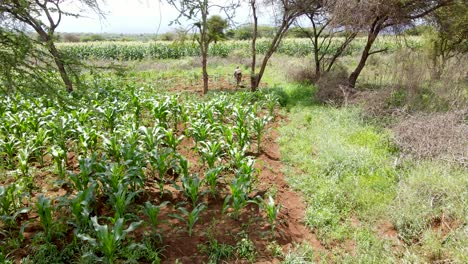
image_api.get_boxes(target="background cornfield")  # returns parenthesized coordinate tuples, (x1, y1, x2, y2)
(58, 37, 423, 60)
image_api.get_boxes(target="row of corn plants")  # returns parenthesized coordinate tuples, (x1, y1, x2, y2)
(58, 37, 422, 61)
(0, 77, 283, 263)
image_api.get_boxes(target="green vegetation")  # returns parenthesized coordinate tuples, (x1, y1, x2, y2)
(278, 95, 467, 262)
(58, 37, 422, 61)
(1, 1, 466, 262)
(0, 76, 282, 262)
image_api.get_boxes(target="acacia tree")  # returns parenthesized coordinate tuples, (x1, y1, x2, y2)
(0, 27, 59, 94)
(426, 0, 467, 77)
(207, 15, 228, 43)
(0, 0, 102, 92)
(250, 0, 306, 91)
(296, 0, 357, 78)
(166, 0, 239, 95)
(332, 0, 453, 88)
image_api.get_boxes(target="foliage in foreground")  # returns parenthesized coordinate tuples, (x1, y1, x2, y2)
(0, 77, 281, 262)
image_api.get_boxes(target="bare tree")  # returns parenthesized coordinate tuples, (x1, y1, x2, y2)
(0, 0, 103, 92)
(250, 0, 305, 91)
(166, 0, 239, 95)
(331, 0, 453, 88)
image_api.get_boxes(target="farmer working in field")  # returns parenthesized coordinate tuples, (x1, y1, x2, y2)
(234, 66, 242, 89)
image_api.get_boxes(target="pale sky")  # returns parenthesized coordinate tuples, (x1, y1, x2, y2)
(57, 0, 267, 34)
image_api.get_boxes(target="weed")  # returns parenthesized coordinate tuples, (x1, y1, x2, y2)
(198, 239, 235, 264)
(235, 235, 257, 262)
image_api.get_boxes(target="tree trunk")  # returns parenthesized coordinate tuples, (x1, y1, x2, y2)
(311, 19, 321, 78)
(326, 32, 357, 73)
(250, 0, 258, 91)
(252, 20, 290, 90)
(47, 42, 73, 92)
(348, 30, 378, 88)
(200, 0, 209, 95)
(202, 45, 209, 95)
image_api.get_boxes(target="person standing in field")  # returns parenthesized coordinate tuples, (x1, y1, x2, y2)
(234, 66, 242, 89)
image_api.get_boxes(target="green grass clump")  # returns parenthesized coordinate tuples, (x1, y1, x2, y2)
(280, 107, 397, 243)
(278, 103, 467, 261)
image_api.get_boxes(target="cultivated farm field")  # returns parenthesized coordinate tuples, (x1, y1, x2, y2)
(1, 36, 467, 263)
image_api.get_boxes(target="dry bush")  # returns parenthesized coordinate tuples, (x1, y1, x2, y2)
(315, 64, 350, 104)
(392, 110, 468, 165)
(352, 49, 467, 113)
(350, 89, 395, 116)
(284, 60, 317, 83)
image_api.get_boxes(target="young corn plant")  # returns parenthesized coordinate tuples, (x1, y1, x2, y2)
(252, 115, 271, 153)
(233, 125, 250, 152)
(121, 141, 145, 169)
(99, 163, 126, 194)
(69, 156, 96, 191)
(139, 126, 164, 152)
(233, 105, 251, 130)
(179, 173, 204, 207)
(71, 108, 94, 127)
(109, 184, 139, 220)
(78, 217, 142, 264)
(97, 104, 119, 133)
(167, 95, 181, 130)
(256, 195, 281, 235)
(228, 146, 246, 170)
(190, 121, 216, 149)
(50, 146, 66, 178)
(170, 204, 206, 237)
(264, 94, 279, 119)
(32, 128, 50, 167)
(0, 184, 29, 229)
(16, 143, 35, 179)
(198, 141, 223, 169)
(68, 183, 96, 232)
(48, 116, 72, 154)
(152, 100, 170, 129)
(223, 178, 249, 221)
(1, 138, 18, 169)
(76, 126, 99, 156)
(177, 155, 189, 178)
(141, 201, 169, 236)
(204, 167, 224, 197)
(101, 134, 122, 161)
(222, 126, 235, 147)
(130, 90, 142, 126)
(148, 148, 173, 197)
(165, 129, 184, 153)
(36, 195, 54, 242)
(124, 165, 146, 192)
(236, 158, 257, 194)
